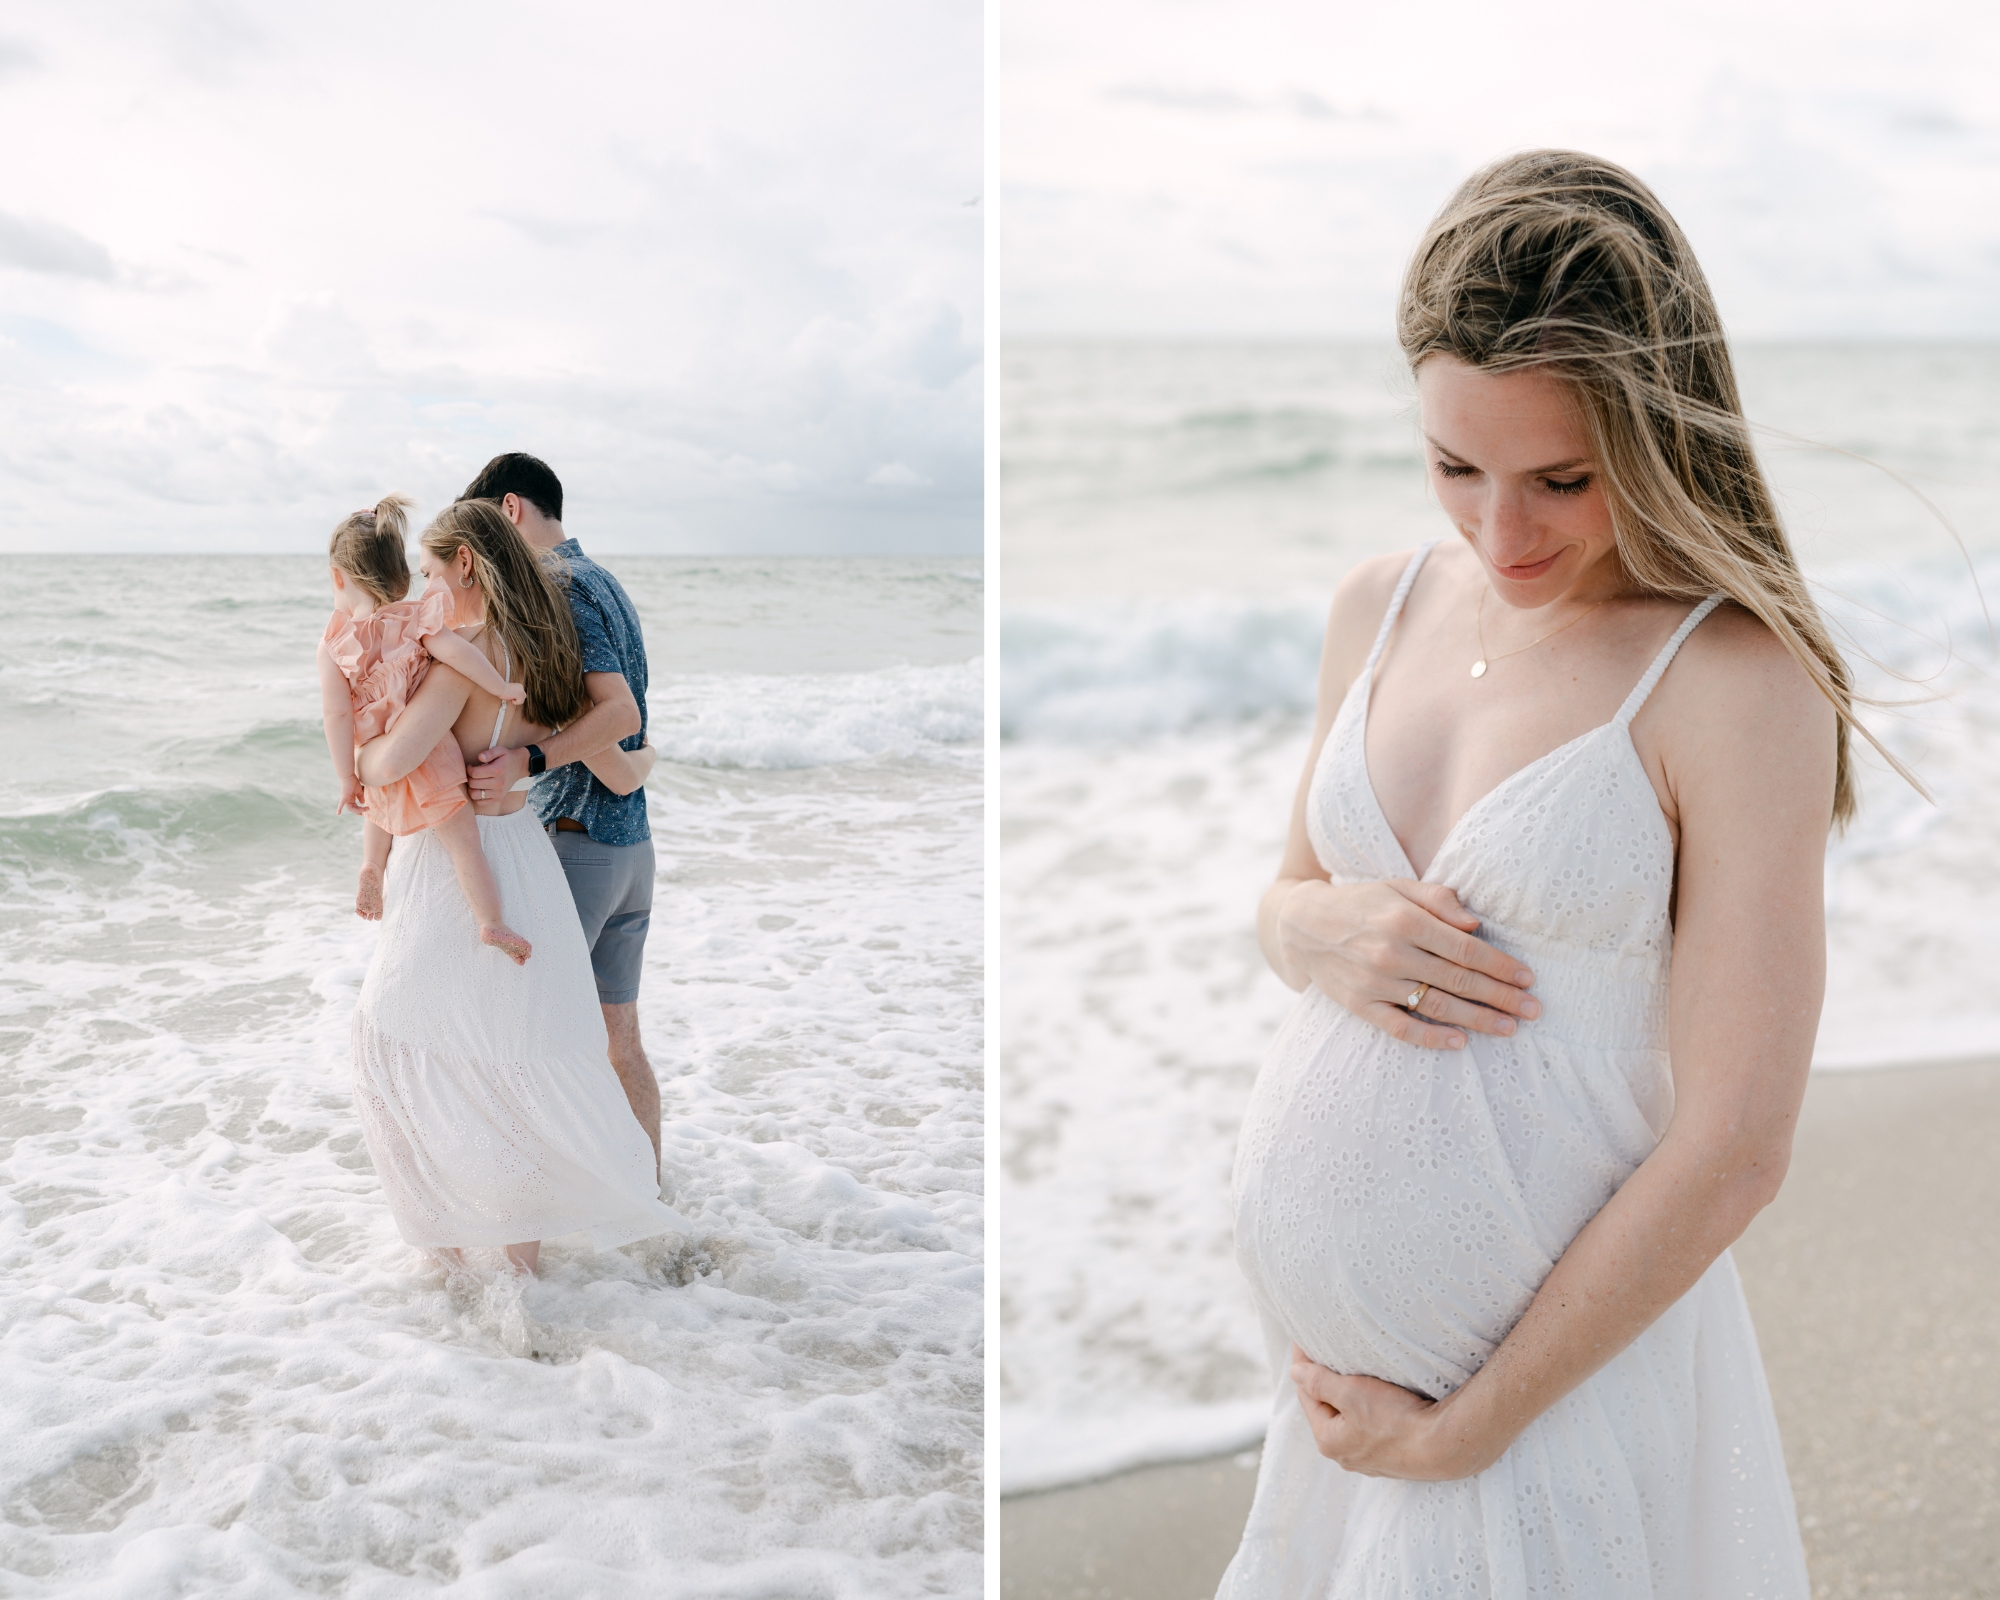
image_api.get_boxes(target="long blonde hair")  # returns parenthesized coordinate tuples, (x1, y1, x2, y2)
(420, 499, 590, 730)
(1398, 148, 1891, 826)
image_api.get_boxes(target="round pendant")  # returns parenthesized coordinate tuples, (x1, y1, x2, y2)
(1470, 660, 1488, 678)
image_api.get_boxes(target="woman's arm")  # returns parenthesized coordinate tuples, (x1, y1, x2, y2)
(1291, 614, 1833, 1479)
(1260, 556, 1537, 1049)
(355, 662, 473, 788)
(580, 741, 656, 796)
(425, 627, 526, 706)
(317, 641, 362, 814)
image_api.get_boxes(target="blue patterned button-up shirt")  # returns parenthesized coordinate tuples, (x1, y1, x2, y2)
(532, 539, 651, 845)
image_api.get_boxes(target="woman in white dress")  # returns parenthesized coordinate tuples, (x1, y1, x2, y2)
(1221, 152, 1881, 1596)
(351, 498, 689, 1274)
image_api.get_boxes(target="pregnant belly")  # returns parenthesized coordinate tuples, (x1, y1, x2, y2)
(1231, 987, 1664, 1400)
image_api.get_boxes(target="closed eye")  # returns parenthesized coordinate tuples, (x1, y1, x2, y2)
(1435, 460, 1477, 480)
(1543, 475, 1591, 496)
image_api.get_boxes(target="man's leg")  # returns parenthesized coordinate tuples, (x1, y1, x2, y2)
(602, 999, 660, 1177)
(552, 828, 659, 1178)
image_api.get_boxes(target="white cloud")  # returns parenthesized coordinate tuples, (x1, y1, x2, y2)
(0, 0, 981, 553)
(1002, 0, 2000, 339)
(0, 211, 115, 279)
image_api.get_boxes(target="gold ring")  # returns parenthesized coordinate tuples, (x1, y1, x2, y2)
(1405, 983, 1430, 1011)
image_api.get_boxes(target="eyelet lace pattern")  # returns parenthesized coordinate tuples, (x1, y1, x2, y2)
(1221, 545, 1806, 1598)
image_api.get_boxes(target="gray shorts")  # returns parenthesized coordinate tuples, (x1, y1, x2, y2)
(548, 828, 654, 1005)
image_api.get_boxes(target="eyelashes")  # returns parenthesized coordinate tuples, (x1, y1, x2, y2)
(1432, 460, 1593, 496)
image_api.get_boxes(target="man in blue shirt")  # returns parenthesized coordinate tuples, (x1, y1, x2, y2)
(458, 454, 664, 1179)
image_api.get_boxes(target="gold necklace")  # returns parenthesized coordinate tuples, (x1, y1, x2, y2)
(1471, 586, 1607, 679)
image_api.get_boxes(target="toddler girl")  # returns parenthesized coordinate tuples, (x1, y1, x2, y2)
(315, 494, 534, 964)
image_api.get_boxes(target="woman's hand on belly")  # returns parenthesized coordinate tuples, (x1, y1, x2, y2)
(1262, 876, 1541, 1051)
(1290, 1345, 1496, 1481)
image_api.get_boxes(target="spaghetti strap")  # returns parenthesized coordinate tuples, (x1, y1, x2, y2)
(1363, 542, 1439, 679)
(1614, 595, 1725, 727)
(489, 636, 511, 753)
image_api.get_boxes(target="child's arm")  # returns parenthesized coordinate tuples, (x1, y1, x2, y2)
(317, 640, 364, 816)
(580, 741, 658, 796)
(425, 628, 527, 707)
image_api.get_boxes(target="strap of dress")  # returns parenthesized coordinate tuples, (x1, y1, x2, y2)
(1364, 541, 1438, 679)
(490, 635, 510, 752)
(1614, 595, 1725, 727)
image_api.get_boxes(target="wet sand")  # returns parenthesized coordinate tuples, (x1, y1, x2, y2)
(1001, 1056, 2000, 1600)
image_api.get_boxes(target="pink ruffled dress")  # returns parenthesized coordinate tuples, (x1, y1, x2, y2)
(323, 579, 470, 837)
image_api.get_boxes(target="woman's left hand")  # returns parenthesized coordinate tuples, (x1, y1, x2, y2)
(1289, 1346, 1491, 1481)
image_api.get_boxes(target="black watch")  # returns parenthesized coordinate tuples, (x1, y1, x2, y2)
(525, 743, 547, 777)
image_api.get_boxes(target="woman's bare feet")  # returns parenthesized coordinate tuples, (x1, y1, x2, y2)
(355, 864, 384, 920)
(504, 1241, 540, 1275)
(480, 924, 532, 965)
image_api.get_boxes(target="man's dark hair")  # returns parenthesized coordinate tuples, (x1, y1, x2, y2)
(460, 452, 563, 523)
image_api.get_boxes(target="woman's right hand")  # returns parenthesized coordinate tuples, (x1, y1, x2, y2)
(1270, 877, 1540, 1050)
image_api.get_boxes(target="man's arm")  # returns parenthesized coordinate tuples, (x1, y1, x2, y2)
(581, 740, 658, 796)
(465, 670, 639, 798)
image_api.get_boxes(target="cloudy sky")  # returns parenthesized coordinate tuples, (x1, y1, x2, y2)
(0, 0, 981, 553)
(1004, 0, 2000, 339)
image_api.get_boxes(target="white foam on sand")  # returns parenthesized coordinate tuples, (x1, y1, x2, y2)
(999, 555, 2000, 1494)
(1, 715, 983, 1587)
(999, 722, 1302, 1497)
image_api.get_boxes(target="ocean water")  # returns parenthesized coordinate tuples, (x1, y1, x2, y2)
(0, 553, 983, 1597)
(999, 340, 2000, 1493)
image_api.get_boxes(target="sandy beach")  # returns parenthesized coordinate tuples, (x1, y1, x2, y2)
(1001, 1055, 2000, 1599)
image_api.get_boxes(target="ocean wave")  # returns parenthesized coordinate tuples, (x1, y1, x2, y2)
(650, 658, 983, 769)
(0, 782, 319, 878)
(1001, 554, 2000, 748)
(1001, 600, 1324, 743)
(1004, 1401, 1270, 1497)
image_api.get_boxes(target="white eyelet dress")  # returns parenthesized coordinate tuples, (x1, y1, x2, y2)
(349, 646, 691, 1252)
(1221, 543, 1808, 1599)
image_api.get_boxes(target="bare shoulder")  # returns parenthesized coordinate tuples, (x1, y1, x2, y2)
(1671, 602, 1832, 724)
(1330, 549, 1415, 623)
(1321, 549, 1417, 687)
(1317, 548, 1418, 705)
(1651, 602, 1837, 816)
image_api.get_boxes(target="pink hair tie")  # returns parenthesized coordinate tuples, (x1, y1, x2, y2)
(355, 508, 376, 519)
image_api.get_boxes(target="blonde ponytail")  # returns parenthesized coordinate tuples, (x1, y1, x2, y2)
(327, 493, 417, 607)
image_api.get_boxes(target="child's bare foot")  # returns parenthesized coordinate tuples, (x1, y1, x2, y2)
(481, 924, 532, 965)
(355, 865, 383, 920)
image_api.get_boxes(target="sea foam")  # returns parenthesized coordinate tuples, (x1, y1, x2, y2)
(0, 554, 984, 1596)
(655, 658, 983, 769)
